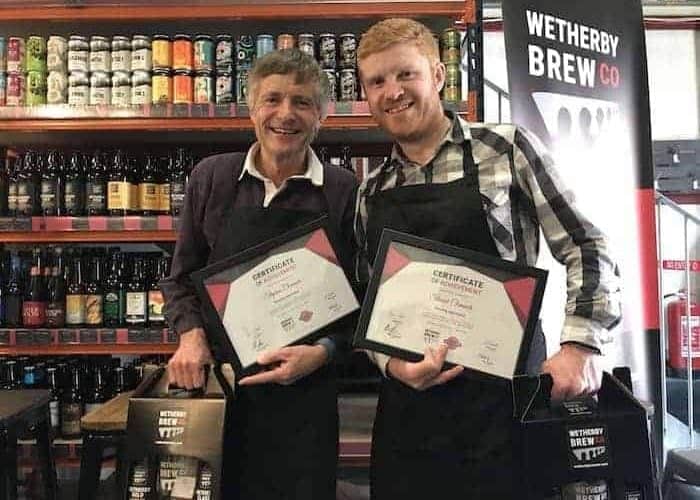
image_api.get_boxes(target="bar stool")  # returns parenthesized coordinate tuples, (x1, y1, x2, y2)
(0, 389, 56, 500)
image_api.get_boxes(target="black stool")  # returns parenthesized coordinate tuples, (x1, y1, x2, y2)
(662, 448, 700, 498)
(0, 389, 56, 500)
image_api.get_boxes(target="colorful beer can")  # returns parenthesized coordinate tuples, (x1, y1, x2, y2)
(47, 36, 68, 72)
(26, 70, 47, 106)
(89, 70, 111, 105)
(173, 70, 193, 104)
(131, 70, 152, 105)
(339, 33, 357, 69)
(441, 28, 461, 64)
(318, 34, 337, 70)
(111, 35, 132, 72)
(47, 71, 68, 104)
(236, 35, 255, 69)
(6, 72, 25, 106)
(68, 71, 89, 105)
(443, 84, 461, 102)
(236, 68, 249, 104)
(111, 71, 131, 106)
(173, 34, 193, 71)
(339, 68, 357, 101)
(298, 34, 315, 59)
(215, 35, 234, 72)
(193, 35, 214, 71)
(0, 37, 6, 72)
(0, 72, 6, 106)
(322, 69, 336, 102)
(152, 35, 172, 70)
(215, 71, 233, 104)
(7, 37, 26, 73)
(26, 36, 47, 73)
(67, 36, 89, 73)
(256, 35, 274, 60)
(194, 70, 214, 103)
(131, 35, 152, 72)
(152, 69, 172, 104)
(276, 34, 295, 50)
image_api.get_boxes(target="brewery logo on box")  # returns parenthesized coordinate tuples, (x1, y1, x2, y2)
(567, 425, 609, 469)
(156, 409, 188, 445)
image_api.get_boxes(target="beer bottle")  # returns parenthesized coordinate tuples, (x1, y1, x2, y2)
(47, 366, 62, 432)
(64, 151, 86, 216)
(139, 155, 160, 216)
(16, 150, 40, 216)
(65, 255, 86, 327)
(3, 359, 22, 389)
(108, 149, 133, 216)
(113, 365, 127, 396)
(4, 253, 23, 327)
(85, 364, 108, 414)
(126, 256, 147, 326)
(104, 252, 126, 327)
(148, 256, 168, 327)
(22, 248, 47, 327)
(85, 254, 103, 327)
(0, 149, 8, 216)
(86, 150, 107, 216)
(46, 247, 67, 328)
(169, 148, 188, 216)
(60, 366, 84, 438)
(40, 150, 61, 216)
(7, 155, 19, 216)
(157, 155, 170, 215)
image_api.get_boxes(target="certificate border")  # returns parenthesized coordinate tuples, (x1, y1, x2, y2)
(191, 215, 357, 377)
(353, 229, 548, 380)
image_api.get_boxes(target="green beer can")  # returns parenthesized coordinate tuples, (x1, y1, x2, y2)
(440, 28, 461, 64)
(27, 35, 47, 72)
(26, 70, 47, 106)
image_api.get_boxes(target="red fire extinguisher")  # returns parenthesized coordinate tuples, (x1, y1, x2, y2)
(667, 291, 700, 373)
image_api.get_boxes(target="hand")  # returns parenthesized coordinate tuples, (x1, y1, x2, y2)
(386, 344, 464, 391)
(541, 344, 603, 401)
(167, 328, 214, 390)
(238, 345, 328, 386)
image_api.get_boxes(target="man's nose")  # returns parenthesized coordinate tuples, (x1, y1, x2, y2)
(385, 79, 405, 101)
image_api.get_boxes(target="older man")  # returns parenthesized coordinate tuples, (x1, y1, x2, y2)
(161, 49, 358, 499)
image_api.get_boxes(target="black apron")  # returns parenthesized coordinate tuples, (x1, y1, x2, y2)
(209, 168, 338, 500)
(365, 142, 546, 500)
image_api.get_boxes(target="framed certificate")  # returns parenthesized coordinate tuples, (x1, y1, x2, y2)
(353, 230, 548, 380)
(191, 216, 359, 376)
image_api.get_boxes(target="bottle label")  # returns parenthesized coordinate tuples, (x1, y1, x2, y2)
(104, 291, 124, 323)
(7, 181, 18, 212)
(49, 400, 60, 429)
(86, 294, 103, 325)
(64, 180, 84, 212)
(40, 180, 57, 211)
(125, 291, 147, 323)
(158, 183, 171, 212)
(66, 294, 86, 325)
(86, 182, 106, 211)
(46, 301, 66, 327)
(148, 290, 165, 322)
(108, 181, 133, 210)
(22, 301, 47, 327)
(16, 180, 36, 214)
(139, 183, 159, 211)
(60, 402, 83, 436)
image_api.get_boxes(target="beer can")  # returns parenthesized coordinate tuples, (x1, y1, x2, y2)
(215, 71, 233, 104)
(152, 34, 172, 70)
(443, 83, 461, 102)
(339, 68, 357, 101)
(0, 37, 6, 72)
(131, 35, 152, 72)
(322, 69, 336, 102)
(443, 63, 461, 101)
(47, 36, 68, 72)
(298, 34, 315, 58)
(89, 36, 111, 73)
(7, 37, 26, 73)
(111, 36, 132, 72)
(111, 70, 131, 106)
(276, 34, 295, 50)
(236, 35, 255, 69)
(152, 69, 172, 104)
(561, 480, 609, 500)
(26, 70, 47, 106)
(194, 70, 214, 104)
(7, 72, 25, 106)
(0, 72, 6, 106)
(173, 34, 193, 71)
(256, 34, 275, 60)
(89, 70, 111, 105)
(339, 33, 357, 69)
(47, 70, 68, 104)
(131, 70, 152, 105)
(441, 28, 461, 64)
(193, 35, 214, 71)
(318, 34, 337, 69)
(67, 36, 89, 73)
(236, 68, 249, 104)
(26, 35, 47, 73)
(173, 70, 193, 104)
(68, 71, 89, 106)
(215, 34, 234, 72)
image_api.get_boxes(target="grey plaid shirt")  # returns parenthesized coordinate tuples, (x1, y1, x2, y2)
(355, 112, 621, 368)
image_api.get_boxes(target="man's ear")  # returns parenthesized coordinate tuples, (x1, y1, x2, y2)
(434, 61, 446, 93)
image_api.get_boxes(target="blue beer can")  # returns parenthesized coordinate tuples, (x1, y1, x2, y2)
(193, 35, 214, 72)
(256, 35, 274, 59)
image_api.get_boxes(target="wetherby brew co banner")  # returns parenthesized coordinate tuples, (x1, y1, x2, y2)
(502, 0, 657, 402)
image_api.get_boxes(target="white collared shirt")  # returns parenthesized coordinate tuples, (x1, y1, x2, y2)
(239, 143, 324, 207)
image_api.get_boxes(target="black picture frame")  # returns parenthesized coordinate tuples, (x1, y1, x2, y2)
(353, 229, 548, 380)
(191, 215, 359, 377)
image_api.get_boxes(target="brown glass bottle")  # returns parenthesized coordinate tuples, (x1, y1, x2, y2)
(65, 255, 86, 327)
(60, 366, 84, 438)
(86, 151, 107, 216)
(64, 151, 86, 216)
(22, 248, 46, 327)
(108, 149, 135, 216)
(139, 155, 160, 216)
(85, 254, 103, 327)
(46, 247, 66, 328)
(125, 256, 147, 326)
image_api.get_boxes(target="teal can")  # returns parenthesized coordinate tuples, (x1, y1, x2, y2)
(193, 35, 214, 72)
